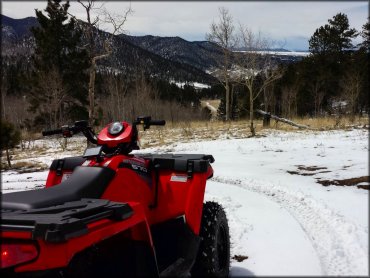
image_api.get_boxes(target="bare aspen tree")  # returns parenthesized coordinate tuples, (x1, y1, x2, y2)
(281, 84, 298, 118)
(104, 74, 128, 121)
(262, 84, 276, 114)
(236, 25, 283, 136)
(308, 74, 325, 117)
(76, 0, 132, 126)
(340, 69, 363, 122)
(35, 68, 68, 128)
(1, 74, 7, 120)
(3, 96, 31, 130)
(206, 7, 237, 121)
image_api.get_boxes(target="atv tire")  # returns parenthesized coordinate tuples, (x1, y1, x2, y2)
(191, 201, 230, 277)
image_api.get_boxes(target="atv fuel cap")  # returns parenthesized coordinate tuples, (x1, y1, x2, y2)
(108, 122, 124, 136)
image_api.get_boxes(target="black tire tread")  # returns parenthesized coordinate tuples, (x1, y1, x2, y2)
(191, 201, 230, 277)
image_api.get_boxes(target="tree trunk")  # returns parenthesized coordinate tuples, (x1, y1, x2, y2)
(1, 88, 6, 120)
(88, 60, 96, 127)
(6, 148, 11, 168)
(230, 84, 235, 120)
(250, 91, 255, 136)
(225, 82, 230, 121)
(263, 112, 271, 127)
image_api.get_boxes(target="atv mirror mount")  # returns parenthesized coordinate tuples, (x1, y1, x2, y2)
(83, 146, 103, 161)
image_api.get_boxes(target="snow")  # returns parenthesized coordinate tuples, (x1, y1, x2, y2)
(170, 80, 211, 89)
(234, 50, 310, 57)
(139, 128, 369, 276)
(2, 171, 48, 193)
(1, 128, 368, 276)
(206, 181, 322, 276)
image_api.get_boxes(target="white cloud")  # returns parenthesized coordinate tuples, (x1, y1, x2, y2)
(2, 1, 368, 50)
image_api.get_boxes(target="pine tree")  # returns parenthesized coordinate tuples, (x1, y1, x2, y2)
(0, 120, 21, 168)
(359, 18, 370, 51)
(309, 13, 358, 55)
(30, 0, 89, 129)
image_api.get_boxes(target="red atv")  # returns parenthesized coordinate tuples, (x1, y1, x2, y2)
(1, 117, 230, 277)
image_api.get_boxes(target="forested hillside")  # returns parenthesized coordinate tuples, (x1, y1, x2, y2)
(0, 1, 368, 138)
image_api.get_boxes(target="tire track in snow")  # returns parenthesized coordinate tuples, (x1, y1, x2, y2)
(212, 176, 368, 276)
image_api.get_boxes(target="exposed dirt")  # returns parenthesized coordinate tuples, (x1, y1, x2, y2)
(287, 170, 315, 176)
(232, 255, 249, 262)
(297, 165, 328, 171)
(316, 176, 369, 190)
(288, 165, 331, 177)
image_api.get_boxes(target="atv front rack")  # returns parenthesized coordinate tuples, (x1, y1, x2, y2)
(136, 154, 215, 178)
(1, 199, 133, 243)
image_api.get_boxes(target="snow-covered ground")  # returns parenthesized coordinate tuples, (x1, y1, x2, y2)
(170, 80, 211, 90)
(234, 50, 310, 57)
(1, 128, 368, 276)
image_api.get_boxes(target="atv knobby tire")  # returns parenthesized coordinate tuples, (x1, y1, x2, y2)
(192, 201, 230, 277)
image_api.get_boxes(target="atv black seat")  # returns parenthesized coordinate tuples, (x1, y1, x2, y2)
(2, 166, 115, 211)
(49, 156, 86, 175)
(136, 154, 215, 175)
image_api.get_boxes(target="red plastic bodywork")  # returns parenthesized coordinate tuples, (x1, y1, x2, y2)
(1, 121, 214, 273)
(43, 153, 212, 235)
(1, 202, 151, 272)
(1, 241, 38, 268)
(45, 170, 74, 188)
(99, 155, 211, 234)
(97, 122, 134, 148)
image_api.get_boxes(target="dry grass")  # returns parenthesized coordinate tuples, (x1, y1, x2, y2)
(1, 160, 48, 172)
(139, 115, 369, 148)
(274, 115, 369, 131)
(9, 115, 368, 151)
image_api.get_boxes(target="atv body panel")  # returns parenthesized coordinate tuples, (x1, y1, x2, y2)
(1, 119, 217, 277)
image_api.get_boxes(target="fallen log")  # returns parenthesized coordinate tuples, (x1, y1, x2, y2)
(256, 109, 309, 129)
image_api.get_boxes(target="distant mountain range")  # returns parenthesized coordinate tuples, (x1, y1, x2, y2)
(1, 14, 219, 83)
(1, 15, 38, 39)
(121, 34, 223, 70)
(1, 14, 307, 83)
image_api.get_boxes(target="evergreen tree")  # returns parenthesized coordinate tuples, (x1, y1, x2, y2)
(30, 0, 89, 128)
(0, 120, 21, 168)
(306, 13, 358, 112)
(309, 13, 358, 55)
(359, 18, 370, 51)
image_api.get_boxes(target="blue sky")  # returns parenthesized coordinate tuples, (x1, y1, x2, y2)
(2, 1, 368, 50)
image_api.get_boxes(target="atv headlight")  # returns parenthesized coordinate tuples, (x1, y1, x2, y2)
(108, 122, 124, 136)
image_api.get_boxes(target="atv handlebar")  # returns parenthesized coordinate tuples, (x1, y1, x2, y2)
(134, 116, 166, 130)
(42, 125, 79, 138)
(42, 117, 165, 144)
(149, 120, 166, 126)
(42, 129, 63, 136)
(42, 121, 97, 144)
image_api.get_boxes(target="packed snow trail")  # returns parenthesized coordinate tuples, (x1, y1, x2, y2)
(152, 129, 368, 276)
(209, 177, 368, 276)
(205, 180, 322, 276)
